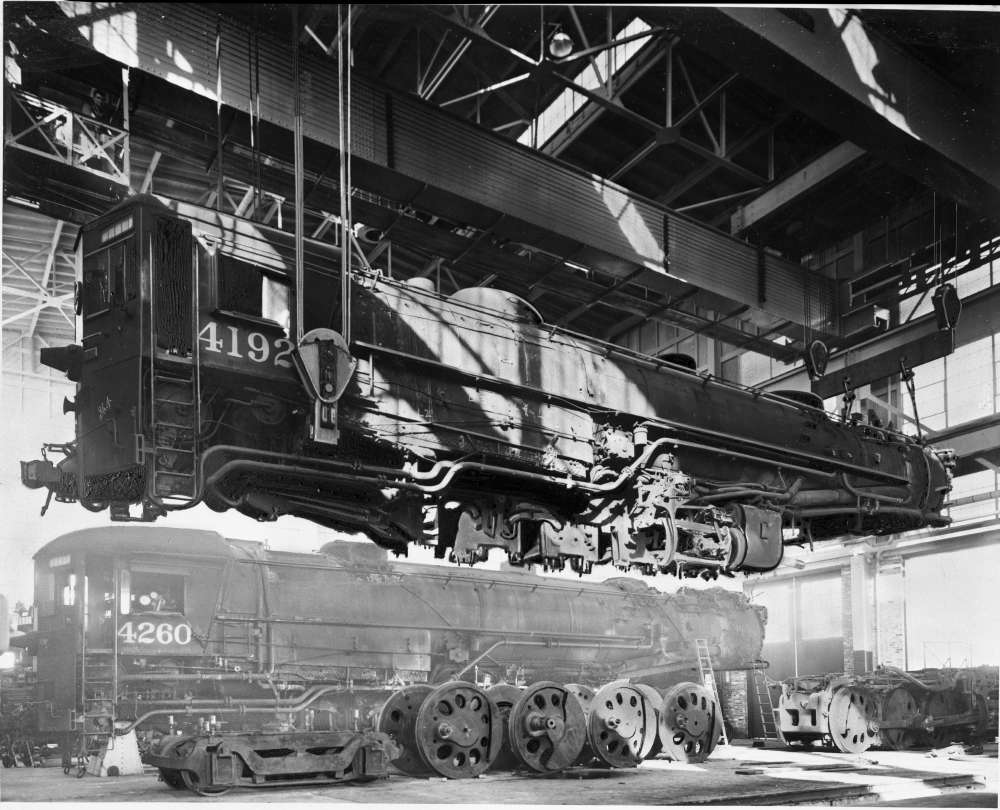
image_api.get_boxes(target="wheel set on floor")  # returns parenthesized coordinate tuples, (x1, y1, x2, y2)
(377, 679, 724, 778)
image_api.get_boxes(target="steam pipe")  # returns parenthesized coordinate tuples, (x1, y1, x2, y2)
(839, 473, 910, 505)
(202, 438, 679, 500)
(122, 683, 382, 733)
(692, 477, 803, 504)
(451, 633, 658, 682)
(877, 665, 958, 693)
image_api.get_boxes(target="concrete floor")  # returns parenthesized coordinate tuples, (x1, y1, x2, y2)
(1, 741, 996, 805)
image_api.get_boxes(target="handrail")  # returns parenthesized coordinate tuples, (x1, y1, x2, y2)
(5, 87, 129, 185)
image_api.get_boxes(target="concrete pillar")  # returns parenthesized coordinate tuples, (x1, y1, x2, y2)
(875, 555, 907, 669)
(844, 554, 874, 675)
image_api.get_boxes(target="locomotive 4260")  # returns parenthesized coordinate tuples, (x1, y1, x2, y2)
(22, 195, 955, 577)
(21, 528, 765, 790)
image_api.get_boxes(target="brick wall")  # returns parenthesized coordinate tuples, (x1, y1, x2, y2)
(841, 564, 854, 674)
(720, 670, 749, 739)
(877, 557, 907, 668)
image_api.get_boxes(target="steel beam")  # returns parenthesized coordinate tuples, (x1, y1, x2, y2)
(47, 2, 825, 327)
(927, 414, 1000, 477)
(542, 31, 672, 157)
(656, 7, 1000, 211)
(730, 142, 866, 234)
(26, 220, 65, 338)
(762, 284, 1000, 395)
(659, 115, 789, 206)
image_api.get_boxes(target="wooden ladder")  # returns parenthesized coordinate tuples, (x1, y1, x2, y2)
(750, 662, 780, 744)
(695, 638, 728, 746)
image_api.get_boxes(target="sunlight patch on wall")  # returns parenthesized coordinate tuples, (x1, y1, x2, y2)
(827, 8, 916, 139)
(60, 2, 139, 68)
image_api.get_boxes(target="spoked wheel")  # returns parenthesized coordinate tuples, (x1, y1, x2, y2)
(587, 682, 659, 768)
(921, 692, 955, 748)
(565, 684, 598, 766)
(508, 681, 586, 773)
(828, 685, 878, 754)
(485, 683, 523, 771)
(377, 684, 434, 776)
(413, 681, 501, 778)
(658, 682, 723, 763)
(879, 687, 920, 750)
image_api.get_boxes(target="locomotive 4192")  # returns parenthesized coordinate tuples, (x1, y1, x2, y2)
(21, 195, 955, 576)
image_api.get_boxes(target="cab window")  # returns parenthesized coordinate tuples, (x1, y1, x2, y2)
(127, 571, 185, 614)
(82, 235, 132, 319)
(216, 254, 289, 332)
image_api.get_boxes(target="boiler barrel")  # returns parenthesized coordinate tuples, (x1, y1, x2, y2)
(252, 545, 765, 683)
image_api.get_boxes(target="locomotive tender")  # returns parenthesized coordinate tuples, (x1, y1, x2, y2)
(20, 527, 763, 782)
(21, 194, 954, 577)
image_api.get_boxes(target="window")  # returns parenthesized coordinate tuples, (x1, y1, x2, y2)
(82, 240, 132, 319)
(36, 571, 55, 616)
(82, 250, 110, 316)
(216, 254, 290, 332)
(126, 571, 185, 614)
(751, 582, 791, 643)
(61, 573, 77, 607)
(797, 575, 842, 639)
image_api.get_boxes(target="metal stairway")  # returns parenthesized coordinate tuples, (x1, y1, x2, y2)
(695, 638, 728, 746)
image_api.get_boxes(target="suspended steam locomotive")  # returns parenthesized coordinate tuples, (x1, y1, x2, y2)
(19, 527, 764, 789)
(21, 195, 955, 577)
(775, 667, 996, 754)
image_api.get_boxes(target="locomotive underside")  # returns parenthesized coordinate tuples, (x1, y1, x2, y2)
(176, 280, 955, 580)
(20, 197, 955, 578)
(775, 666, 998, 755)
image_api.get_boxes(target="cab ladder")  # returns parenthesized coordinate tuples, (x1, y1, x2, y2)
(695, 638, 728, 746)
(77, 587, 118, 775)
(149, 364, 199, 502)
(146, 222, 200, 507)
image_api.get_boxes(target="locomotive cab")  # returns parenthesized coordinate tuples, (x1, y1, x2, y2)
(29, 196, 196, 516)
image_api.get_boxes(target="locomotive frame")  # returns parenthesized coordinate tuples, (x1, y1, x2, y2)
(20, 194, 955, 578)
(774, 666, 996, 755)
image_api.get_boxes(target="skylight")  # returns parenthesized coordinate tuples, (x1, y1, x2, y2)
(518, 18, 653, 150)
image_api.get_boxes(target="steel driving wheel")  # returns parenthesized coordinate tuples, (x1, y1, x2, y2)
(588, 682, 660, 768)
(921, 692, 955, 748)
(377, 684, 434, 776)
(827, 685, 878, 754)
(878, 686, 920, 750)
(632, 683, 665, 759)
(485, 683, 523, 771)
(658, 682, 723, 763)
(413, 681, 501, 778)
(508, 681, 586, 773)
(565, 683, 599, 766)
